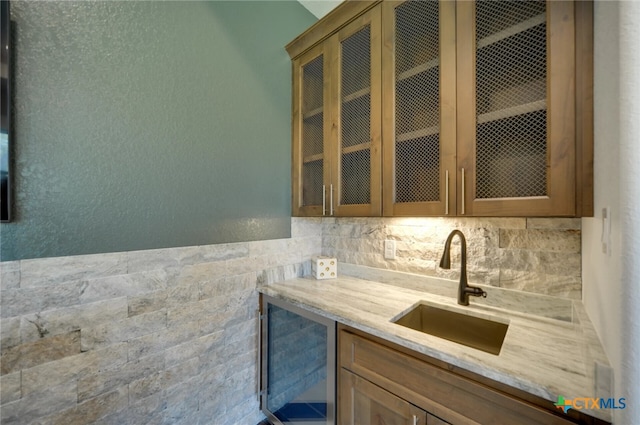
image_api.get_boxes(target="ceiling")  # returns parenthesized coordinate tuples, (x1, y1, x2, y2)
(297, 0, 343, 18)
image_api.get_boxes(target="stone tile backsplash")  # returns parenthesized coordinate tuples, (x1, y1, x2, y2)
(321, 217, 582, 299)
(0, 216, 581, 424)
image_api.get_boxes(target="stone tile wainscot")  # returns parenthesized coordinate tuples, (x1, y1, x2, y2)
(0, 219, 321, 425)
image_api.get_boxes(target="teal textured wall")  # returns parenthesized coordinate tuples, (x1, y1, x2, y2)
(1, 1, 316, 260)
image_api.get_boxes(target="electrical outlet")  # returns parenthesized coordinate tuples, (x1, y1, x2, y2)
(384, 240, 396, 260)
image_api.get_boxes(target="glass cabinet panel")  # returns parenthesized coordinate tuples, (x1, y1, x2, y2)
(261, 296, 336, 425)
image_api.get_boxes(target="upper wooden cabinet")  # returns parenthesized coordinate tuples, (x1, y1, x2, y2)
(381, 0, 456, 216)
(291, 6, 382, 217)
(287, 0, 593, 217)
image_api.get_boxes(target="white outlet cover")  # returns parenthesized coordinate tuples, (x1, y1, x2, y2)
(384, 240, 396, 260)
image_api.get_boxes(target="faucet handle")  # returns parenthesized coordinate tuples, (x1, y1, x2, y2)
(466, 286, 487, 299)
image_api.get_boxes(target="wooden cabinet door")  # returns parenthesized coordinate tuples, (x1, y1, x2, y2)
(330, 6, 382, 216)
(456, 0, 577, 216)
(340, 369, 427, 425)
(292, 6, 382, 217)
(292, 43, 331, 217)
(382, 0, 457, 216)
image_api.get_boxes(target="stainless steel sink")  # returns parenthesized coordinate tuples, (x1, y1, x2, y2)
(392, 303, 509, 355)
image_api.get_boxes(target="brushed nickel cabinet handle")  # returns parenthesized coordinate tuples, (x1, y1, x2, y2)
(445, 170, 450, 215)
(461, 168, 466, 215)
(330, 184, 334, 216)
(322, 184, 326, 216)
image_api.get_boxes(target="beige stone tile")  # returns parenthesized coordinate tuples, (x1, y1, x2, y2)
(526, 217, 582, 230)
(1, 281, 85, 318)
(22, 343, 128, 398)
(1, 330, 81, 375)
(127, 243, 248, 273)
(170, 261, 227, 290)
(128, 371, 164, 403)
(128, 290, 168, 317)
(225, 273, 257, 294)
(499, 229, 581, 252)
(162, 375, 201, 425)
(498, 269, 582, 299)
(0, 371, 21, 404)
(19, 252, 127, 288)
(257, 264, 306, 285)
(92, 392, 164, 425)
(197, 276, 227, 300)
(198, 242, 250, 263)
(0, 261, 20, 291)
(79, 269, 168, 304)
(165, 280, 200, 308)
(167, 299, 212, 330)
(164, 330, 223, 368)
(163, 357, 200, 389)
(20, 298, 128, 344)
(498, 249, 581, 277)
(289, 236, 322, 259)
(81, 310, 167, 352)
(248, 238, 291, 256)
(33, 386, 129, 425)
(127, 320, 199, 361)
(77, 352, 165, 402)
(0, 316, 21, 351)
(226, 255, 267, 277)
(0, 379, 76, 424)
(263, 250, 304, 268)
(291, 217, 323, 238)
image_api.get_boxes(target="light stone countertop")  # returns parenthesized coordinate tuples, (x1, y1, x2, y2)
(258, 264, 612, 423)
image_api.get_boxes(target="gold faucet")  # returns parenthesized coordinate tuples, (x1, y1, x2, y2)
(439, 230, 487, 306)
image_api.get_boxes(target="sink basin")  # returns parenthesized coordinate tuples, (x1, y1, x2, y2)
(392, 303, 509, 355)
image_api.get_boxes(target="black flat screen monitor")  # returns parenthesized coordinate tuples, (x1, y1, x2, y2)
(1, 0, 11, 222)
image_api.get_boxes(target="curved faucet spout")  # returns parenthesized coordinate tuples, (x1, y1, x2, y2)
(439, 230, 487, 306)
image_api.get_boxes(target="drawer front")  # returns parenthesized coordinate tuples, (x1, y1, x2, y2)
(340, 330, 576, 425)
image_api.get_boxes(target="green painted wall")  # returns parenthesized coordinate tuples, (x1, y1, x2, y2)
(1, 1, 317, 260)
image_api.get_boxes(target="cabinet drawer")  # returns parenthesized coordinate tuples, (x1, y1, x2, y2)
(339, 330, 577, 425)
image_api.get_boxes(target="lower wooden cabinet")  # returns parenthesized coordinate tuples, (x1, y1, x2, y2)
(337, 326, 609, 425)
(340, 369, 431, 425)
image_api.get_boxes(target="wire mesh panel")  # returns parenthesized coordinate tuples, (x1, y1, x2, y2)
(475, 0, 547, 199)
(340, 26, 371, 206)
(301, 55, 325, 207)
(394, 0, 440, 203)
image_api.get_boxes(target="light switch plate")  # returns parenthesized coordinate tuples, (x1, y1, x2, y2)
(384, 240, 396, 260)
(602, 207, 611, 256)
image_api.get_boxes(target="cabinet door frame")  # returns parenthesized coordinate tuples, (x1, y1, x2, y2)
(339, 368, 428, 425)
(456, 0, 577, 217)
(292, 43, 332, 217)
(330, 6, 383, 217)
(381, 0, 457, 217)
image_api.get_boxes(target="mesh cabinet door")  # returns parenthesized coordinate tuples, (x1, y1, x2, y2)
(382, 0, 457, 216)
(330, 7, 382, 217)
(293, 45, 330, 216)
(456, 0, 577, 216)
